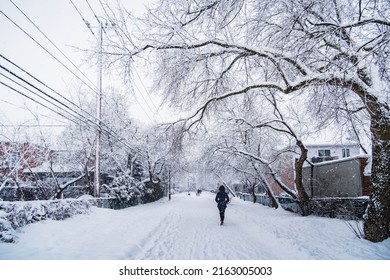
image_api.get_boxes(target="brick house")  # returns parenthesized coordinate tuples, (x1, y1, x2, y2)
(0, 142, 48, 183)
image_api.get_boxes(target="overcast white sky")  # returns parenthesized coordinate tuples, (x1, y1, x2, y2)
(0, 0, 166, 141)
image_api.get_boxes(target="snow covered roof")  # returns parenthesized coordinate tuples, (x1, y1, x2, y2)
(304, 142, 359, 148)
(24, 161, 84, 173)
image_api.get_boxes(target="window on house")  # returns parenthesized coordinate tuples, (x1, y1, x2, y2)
(318, 149, 331, 157)
(342, 148, 350, 158)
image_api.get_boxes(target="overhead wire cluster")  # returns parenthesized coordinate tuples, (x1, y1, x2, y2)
(0, 0, 163, 154)
(96, 0, 166, 123)
(76, 0, 164, 124)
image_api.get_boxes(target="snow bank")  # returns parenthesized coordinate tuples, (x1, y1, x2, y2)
(0, 199, 92, 243)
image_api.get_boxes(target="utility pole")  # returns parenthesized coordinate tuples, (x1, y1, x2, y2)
(168, 168, 171, 200)
(94, 20, 103, 198)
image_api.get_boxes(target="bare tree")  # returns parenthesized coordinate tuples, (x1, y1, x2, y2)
(105, 0, 390, 242)
(227, 93, 312, 214)
(214, 143, 281, 208)
(195, 109, 286, 208)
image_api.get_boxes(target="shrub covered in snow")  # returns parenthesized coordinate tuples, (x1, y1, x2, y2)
(0, 199, 92, 243)
(0, 209, 14, 243)
(142, 180, 164, 203)
(103, 173, 144, 203)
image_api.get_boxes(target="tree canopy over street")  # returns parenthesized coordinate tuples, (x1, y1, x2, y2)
(101, 0, 390, 242)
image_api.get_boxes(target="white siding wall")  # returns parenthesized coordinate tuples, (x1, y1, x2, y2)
(306, 144, 360, 160)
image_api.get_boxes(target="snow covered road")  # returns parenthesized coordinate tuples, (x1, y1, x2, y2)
(0, 192, 389, 260)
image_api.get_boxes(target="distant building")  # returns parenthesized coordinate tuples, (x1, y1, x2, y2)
(0, 142, 47, 183)
(267, 137, 370, 198)
(305, 142, 360, 164)
(1, 144, 113, 200)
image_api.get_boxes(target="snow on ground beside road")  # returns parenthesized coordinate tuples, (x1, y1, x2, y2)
(0, 192, 389, 260)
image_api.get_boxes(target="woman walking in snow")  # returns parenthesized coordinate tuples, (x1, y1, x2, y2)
(215, 185, 230, 225)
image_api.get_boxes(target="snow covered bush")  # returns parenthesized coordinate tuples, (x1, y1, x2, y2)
(141, 180, 164, 204)
(0, 209, 14, 243)
(103, 172, 165, 205)
(0, 200, 92, 243)
(103, 173, 144, 205)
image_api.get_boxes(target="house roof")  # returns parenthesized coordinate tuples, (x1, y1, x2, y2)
(305, 143, 360, 148)
(24, 161, 84, 173)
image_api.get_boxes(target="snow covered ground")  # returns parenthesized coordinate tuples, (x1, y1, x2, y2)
(0, 192, 389, 260)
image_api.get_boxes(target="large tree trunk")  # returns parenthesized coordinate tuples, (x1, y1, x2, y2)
(295, 140, 311, 216)
(364, 103, 390, 242)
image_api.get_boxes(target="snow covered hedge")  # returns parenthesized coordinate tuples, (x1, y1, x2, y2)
(103, 174, 165, 205)
(0, 199, 92, 243)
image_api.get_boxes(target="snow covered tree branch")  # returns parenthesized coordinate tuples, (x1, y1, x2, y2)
(105, 0, 390, 242)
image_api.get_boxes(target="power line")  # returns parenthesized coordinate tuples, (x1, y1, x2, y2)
(0, 76, 138, 154)
(0, 79, 78, 126)
(0, 54, 95, 121)
(0, 61, 138, 154)
(0, 5, 146, 165)
(0, 55, 105, 136)
(26, 2, 155, 124)
(9, 0, 100, 98)
(3, 4, 122, 146)
(1, 3, 149, 154)
(1, 5, 125, 129)
(0, 70, 98, 132)
(67, 2, 155, 124)
(68, 0, 96, 38)
(0, 9, 101, 99)
(4, 4, 101, 97)
(0, 52, 134, 150)
(0, 60, 95, 125)
(131, 77, 158, 122)
(133, 67, 165, 122)
(97, 0, 160, 123)
(7, 1, 161, 126)
(85, 0, 101, 25)
(0, 98, 69, 126)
